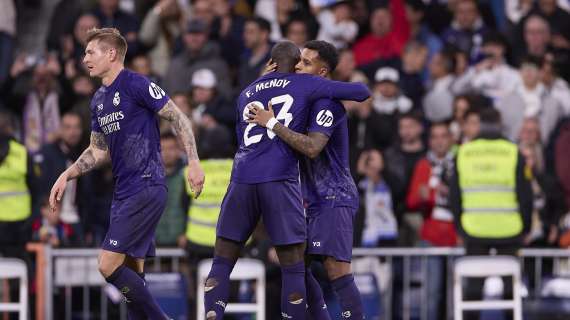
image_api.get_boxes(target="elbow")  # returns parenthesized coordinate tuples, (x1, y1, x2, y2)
(306, 147, 322, 159)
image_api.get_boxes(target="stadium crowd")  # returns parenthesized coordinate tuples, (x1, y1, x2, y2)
(3, 0, 570, 318)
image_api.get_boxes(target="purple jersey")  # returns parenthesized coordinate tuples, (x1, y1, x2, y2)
(90, 69, 169, 199)
(301, 99, 359, 210)
(232, 72, 369, 184)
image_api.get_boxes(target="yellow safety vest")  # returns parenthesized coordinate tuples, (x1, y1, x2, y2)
(0, 140, 31, 222)
(185, 159, 232, 247)
(457, 139, 522, 238)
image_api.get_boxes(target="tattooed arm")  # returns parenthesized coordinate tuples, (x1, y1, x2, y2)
(158, 99, 205, 197)
(247, 102, 329, 159)
(272, 123, 329, 159)
(158, 99, 199, 160)
(49, 132, 109, 211)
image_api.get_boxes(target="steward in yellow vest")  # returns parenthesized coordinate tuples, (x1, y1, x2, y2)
(448, 108, 532, 320)
(0, 127, 34, 255)
(450, 108, 532, 246)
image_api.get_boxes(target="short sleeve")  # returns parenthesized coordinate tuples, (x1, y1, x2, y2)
(307, 99, 346, 137)
(130, 73, 170, 113)
(90, 103, 102, 133)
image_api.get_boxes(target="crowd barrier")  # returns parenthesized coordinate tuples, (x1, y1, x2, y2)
(9, 245, 570, 320)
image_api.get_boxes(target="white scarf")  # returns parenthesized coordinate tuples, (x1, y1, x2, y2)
(517, 83, 544, 118)
(24, 91, 60, 153)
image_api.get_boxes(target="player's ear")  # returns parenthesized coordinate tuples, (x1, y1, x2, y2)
(108, 47, 117, 62)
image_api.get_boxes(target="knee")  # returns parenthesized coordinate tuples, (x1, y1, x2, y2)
(204, 277, 219, 293)
(98, 260, 117, 278)
(325, 260, 351, 281)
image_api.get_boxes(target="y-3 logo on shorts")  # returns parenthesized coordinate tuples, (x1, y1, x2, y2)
(342, 311, 352, 318)
(282, 312, 293, 319)
(109, 239, 118, 246)
(313, 241, 321, 247)
(216, 300, 226, 309)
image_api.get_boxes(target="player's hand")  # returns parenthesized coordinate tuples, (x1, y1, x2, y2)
(261, 59, 277, 76)
(49, 173, 68, 213)
(187, 160, 205, 199)
(246, 101, 275, 128)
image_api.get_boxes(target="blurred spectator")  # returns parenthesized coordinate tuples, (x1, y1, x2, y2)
(514, 14, 551, 65)
(520, 141, 565, 247)
(406, 122, 456, 320)
(192, 0, 216, 27)
(316, 1, 358, 49)
(423, 49, 456, 122)
(46, 0, 83, 53)
(209, 0, 247, 68)
(35, 111, 91, 242)
(32, 197, 81, 247)
(357, 149, 398, 246)
(449, 107, 532, 320)
(352, 0, 410, 67)
(371, 67, 413, 116)
(17, 59, 63, 153)
(65, 74, 97, 143)
(529, 0, 570, 49)
(441, 0, 488, 64)
(407, 122, 457, 247)
(398, 41, 428, 106)
(541, 52, 570, 114)
(384, 111, 426, 219)
(332, 49, 368, 83)
(452, 32, 520, 102)
(139, 0, 183, 77)
(0, 108, 35, 260)
(155, 132, 189, 247)
(255, 0, 315, 42)
(284, 18, 309, 48)
(129, 54, 160, 84)
(497, 56, 564, 142)
(405, 0, 443, 70)
(188, 69, 235, 158)
(0, 0, 16, 86)
(238, 17, 272, 91)
(461, 106, 482, 143)
(450, 95, 471, 142)
(162, 19, 232, 99)
(92, 0, 141, 59)
(347, 98, 394, 174)
(60, 14, 100, 74)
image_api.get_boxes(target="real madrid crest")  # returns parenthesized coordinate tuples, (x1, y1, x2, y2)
(113, 92, 120, 107)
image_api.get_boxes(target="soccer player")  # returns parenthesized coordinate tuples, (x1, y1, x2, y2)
(203, 41, 369, 320)
(49, 28, 205, 319)
(248, 40, 364, 319)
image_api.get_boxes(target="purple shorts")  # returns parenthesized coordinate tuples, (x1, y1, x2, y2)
(217, 180, 306, 246)
(307, 207, 357, 262)
(102, 184, 167, 259)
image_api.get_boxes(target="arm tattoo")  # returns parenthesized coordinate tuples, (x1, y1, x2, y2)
(66, 132, 109, 180)
(272, 123, 329, 159)
(158, 99, 199, 160)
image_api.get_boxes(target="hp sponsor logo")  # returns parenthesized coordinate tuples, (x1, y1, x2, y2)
(148, 82, 165, 99)
(316, 110, 334, 127)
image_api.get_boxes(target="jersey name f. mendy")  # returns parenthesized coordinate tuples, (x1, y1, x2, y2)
(301, 98, 359, 210)
(90, 69, 169, 199)
(231, 72, 369, 184)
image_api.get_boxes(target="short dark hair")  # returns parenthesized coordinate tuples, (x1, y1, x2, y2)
(271, 41, 301, 72)
(304, 40, 339, 72)
(430, 120, 451, 133)
(405, 0, 426, 12)
(85, 27, 128, 62)
(439, 47, 457, 74)
(479, 107, 501, 125)
(398, 109, 424, 124)
(62, 110, 83, 122)
(246, 16, 271, 33)
(519, 55, 544, 69)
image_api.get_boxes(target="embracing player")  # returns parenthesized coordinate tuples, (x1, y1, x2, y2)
(248, 40, 364, 319)
(203, 41, 370, 320)
(49, 28, 205, 319)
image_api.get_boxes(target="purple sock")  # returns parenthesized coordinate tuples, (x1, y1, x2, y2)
(126, 272, 147, 320)
(331, 274, 364, 320)
(204, 256, 235, 320)
(105, 265, 168, 320)
(281, 261, 307, 319)
(306, 268, 331, 320)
